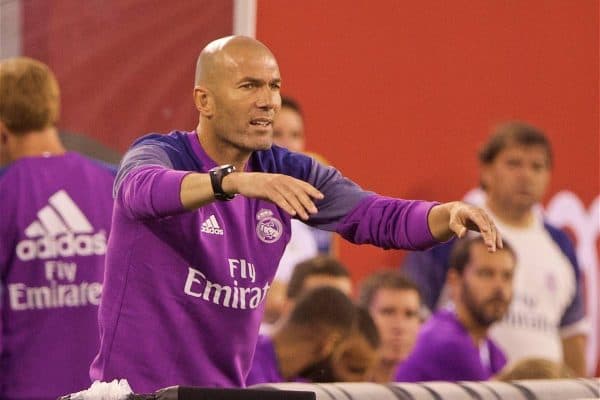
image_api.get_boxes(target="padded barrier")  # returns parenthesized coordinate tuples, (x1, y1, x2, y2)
(255, 378, 600, 400)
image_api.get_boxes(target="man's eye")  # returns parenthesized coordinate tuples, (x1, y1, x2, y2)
(478, 269, 493, 278)
(241, 83, 255, 89)
(531, 162, 546, 172)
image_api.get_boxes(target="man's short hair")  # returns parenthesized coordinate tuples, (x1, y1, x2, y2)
(449, 236, 517, 275)
(287, 255, 350, 299)
(0, 57, 60, 134)
(478, 121, 553, 167)
(288, 286, 355, 333)
(358, 270, 421, 308)
(281, 96, 303, 116)
(495, 357, 574, 381)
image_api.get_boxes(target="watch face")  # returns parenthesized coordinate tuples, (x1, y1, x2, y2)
(211, 164, 235, 173)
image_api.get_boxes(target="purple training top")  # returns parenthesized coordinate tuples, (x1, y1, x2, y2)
(395, 310, 507, 382)
(90, 131, 439, 391)
(0, 153, 116, 400)
(246, 335, 283, 385)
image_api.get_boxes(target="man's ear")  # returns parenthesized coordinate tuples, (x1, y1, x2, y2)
(0, 121, 8, 144)
(447, 268, 460, 300)
(193, 86, 213, 117)
(480, 164, 492, 191)
(318, 331, 342, 359)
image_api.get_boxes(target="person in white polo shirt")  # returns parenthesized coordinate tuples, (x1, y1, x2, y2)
(402, 122, 588, 376)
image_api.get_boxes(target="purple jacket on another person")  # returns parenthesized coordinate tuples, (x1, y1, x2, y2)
(396, 310, 506, 382)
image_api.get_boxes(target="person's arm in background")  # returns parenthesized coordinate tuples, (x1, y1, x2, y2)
(559, 268, 588, 377)
(547, 222, 589, 376)
(562, 334, 587, 377)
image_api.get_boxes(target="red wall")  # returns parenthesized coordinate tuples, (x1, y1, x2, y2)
(23, 0, 233, 152)
(256, 0, 599, 281)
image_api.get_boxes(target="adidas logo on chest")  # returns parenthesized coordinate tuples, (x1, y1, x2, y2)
(201, 214, 224, 235)
(15, 190, 106, 261)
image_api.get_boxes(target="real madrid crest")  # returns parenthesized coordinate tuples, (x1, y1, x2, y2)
(256, 209, 283, 244)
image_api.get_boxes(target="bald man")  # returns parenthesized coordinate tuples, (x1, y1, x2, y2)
(90, 36, 501, 391)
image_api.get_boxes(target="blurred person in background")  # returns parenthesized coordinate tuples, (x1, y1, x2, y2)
(0, 57, 115, 400)
(261, 255, 352, 334)
(246, 286, 356, 385)
(299, 306, 381, 383)
(402, 122, 588, 376)
(285, 255, 352, 304)
(495, 357, 574, 381)
(396, 236, 516, 382)
(358, 270, 423, 382)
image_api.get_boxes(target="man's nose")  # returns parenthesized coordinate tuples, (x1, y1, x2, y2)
(493, 281, 511, 300)
(256, 86, 277, 109)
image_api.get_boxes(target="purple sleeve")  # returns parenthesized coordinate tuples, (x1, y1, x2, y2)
(119, 166, 190, 219)
(115, 144, 191, 219)
(0, 290, 3, 357)
(560, 280, 586, 328)
(489, 341, 507, 375)
(301, 160, 440, 250)
(336, 195, 440, 250)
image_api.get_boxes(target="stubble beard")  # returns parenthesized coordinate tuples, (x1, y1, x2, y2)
(462, 282, 506, 328)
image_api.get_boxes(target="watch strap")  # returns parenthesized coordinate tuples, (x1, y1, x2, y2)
(209, 164, 236, 201)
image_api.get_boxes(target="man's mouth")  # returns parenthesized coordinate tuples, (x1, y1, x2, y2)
(250, 118, 272, 127)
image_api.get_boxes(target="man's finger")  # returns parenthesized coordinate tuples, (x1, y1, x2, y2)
(270, 191, 296, 217)
(480, 216, 497, 252)
(276, 186, 310, 220)
(496, 229, 503, 249)
(288, 184, 319, 215)
(468, 210, 491, 233)
(448, 219, 466, 238)
(296, 179, 324, 200)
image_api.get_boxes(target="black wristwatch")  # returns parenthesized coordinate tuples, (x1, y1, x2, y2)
(209, 164, 236, 201)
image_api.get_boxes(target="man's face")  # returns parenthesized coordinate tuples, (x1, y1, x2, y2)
(210, 50, 281, 152)
(482, 144, 550, 214)
(298, 333, 378, 383)
(330, 333, 378, 382)
(459, 243, 515, 327)
(273, 107, 305, 152)
(368, 288, 421, 363)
